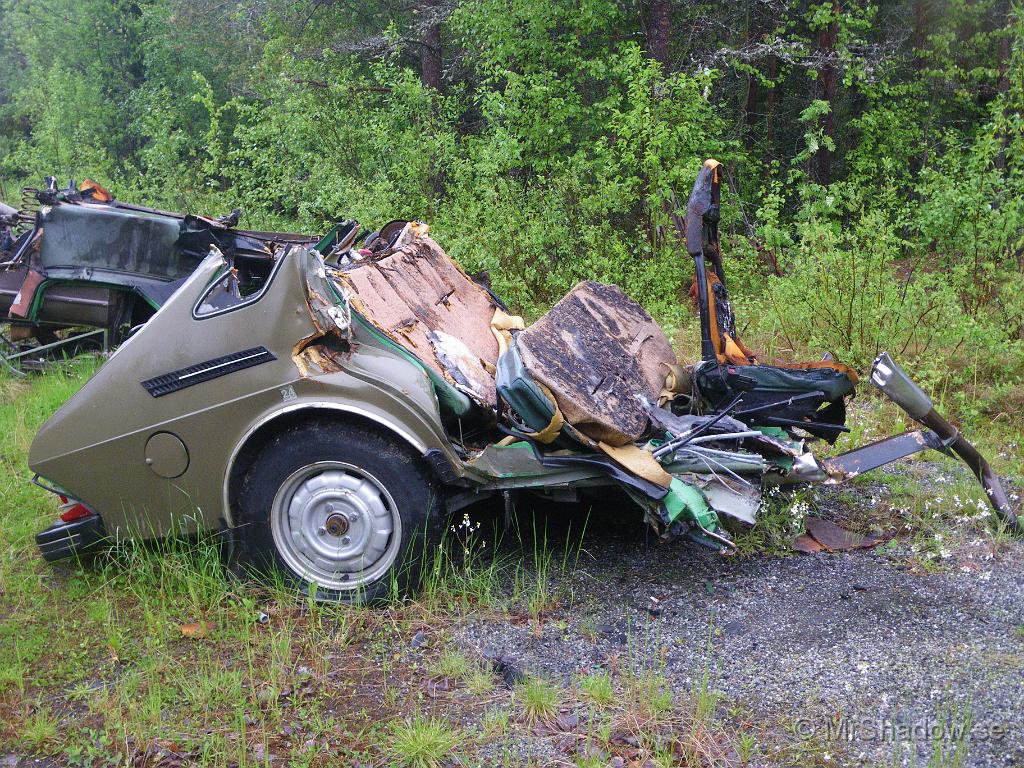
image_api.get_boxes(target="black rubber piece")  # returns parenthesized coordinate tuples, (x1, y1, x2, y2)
(424, 448, 458, 484)
(36, 515, 107, 562)
(235, 421, 445, 603)
(140, 346, 275, 397)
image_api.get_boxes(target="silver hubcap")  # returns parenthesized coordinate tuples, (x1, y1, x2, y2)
(270, 461, 401, 592)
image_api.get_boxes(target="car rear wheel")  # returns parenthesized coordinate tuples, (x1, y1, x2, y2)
(236, 421, 444, 603)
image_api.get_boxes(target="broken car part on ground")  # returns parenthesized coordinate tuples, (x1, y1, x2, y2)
(24, 160, 1017, 602)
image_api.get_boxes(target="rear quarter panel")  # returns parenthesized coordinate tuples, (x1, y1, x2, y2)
(28, 248, 455, 539)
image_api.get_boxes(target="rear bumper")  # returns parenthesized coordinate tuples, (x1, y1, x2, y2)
(35, 514, 107, 562)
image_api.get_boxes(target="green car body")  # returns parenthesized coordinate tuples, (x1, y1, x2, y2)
(29, 244, 627, 596)
(28, 165, 1015, 603)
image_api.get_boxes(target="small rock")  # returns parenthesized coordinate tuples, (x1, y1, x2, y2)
(555, 712, 579, 731)
(723, 619, 746, 636)
(483, 647, 526, 687)
(532, 721, 556, 737)
(595, 623, 627, 646)
(494, 657, 526, 687)
(410, 631, 428, 649)
(577, 743, 606, 761)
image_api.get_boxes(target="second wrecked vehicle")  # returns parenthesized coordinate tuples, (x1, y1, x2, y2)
(0, 177, 328, 372)
(29, 161, 1017, 602)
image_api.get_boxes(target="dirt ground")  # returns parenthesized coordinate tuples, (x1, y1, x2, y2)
(3, 364, 1021, 767)
(452, 467, 1024, 768)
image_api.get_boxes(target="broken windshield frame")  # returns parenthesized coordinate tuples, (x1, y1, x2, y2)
(192, 249, 288, 320)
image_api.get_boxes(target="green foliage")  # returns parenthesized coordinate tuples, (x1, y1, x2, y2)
(752, 185, 980, 369)
(387, 713, 462, 768)
(514, 675, 561, 722)
(0, 0, 1022, 384)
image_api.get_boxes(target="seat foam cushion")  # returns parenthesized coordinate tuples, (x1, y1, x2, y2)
(516, 281, 677, 445)
(342, 236, 500, 406)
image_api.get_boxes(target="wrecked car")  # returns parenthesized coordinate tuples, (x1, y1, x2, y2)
(28, 160, 1017, 603)
(0, 177, 329, 372)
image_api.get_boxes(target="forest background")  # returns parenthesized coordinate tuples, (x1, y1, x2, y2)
(1, 0, 1022, 421)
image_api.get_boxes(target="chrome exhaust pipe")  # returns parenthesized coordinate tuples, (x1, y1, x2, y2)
(870, 352, 1017, 529)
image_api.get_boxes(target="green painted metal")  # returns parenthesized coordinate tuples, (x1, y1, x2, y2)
(312, 222, 351, 255)
(349, 310, 472, 418)
(662, 477, 719, 531)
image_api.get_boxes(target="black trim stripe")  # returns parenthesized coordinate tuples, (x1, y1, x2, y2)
(141, 346, 276, 397)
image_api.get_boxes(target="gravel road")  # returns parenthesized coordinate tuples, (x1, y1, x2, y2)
(453, 463, 1024, 767)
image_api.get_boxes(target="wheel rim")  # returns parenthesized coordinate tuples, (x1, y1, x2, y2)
(270, 461, 401, 593)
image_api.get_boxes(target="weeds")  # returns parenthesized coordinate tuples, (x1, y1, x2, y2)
(884, 700, 974, 768)
(692, 613, 720, 726)
(19, 707, 57, 751)
(480, 707, 510, 738)
(1, 362, 1012, 766)
(732, 486, 812, 556)
(466, 667, 496, 694)
(432, 647, 473, 681)
(387, 713, 461, 768)
(515, 676, 561, 723)
(578, 670, 615, 706)
(526, 516, 556, 620)
(421, 513, 507, 611)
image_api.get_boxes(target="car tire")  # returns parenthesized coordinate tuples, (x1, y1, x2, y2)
(235, 420, 444, 603)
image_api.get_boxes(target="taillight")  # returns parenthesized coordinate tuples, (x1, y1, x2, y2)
(59, 501, 94, 523)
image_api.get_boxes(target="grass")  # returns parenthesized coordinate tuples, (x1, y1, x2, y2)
(578, 670, 615, 705)
(432, 647, 474, 681)
(883, 701, 974, 768)
(19, 708, 57, 751)
(514, 676, 561, 723)
(0, 359, 612, 765)
(729, 393, 1023, 563)
(1, 356, 1017, 766)
(387, 713, 462, 768)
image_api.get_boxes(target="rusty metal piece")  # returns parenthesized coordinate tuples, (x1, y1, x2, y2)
(9, 268, 44, 317)
(793, 533, 824, 553)
(804, 517, 879, 551)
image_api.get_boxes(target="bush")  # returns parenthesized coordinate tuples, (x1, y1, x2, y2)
(748, 188, 987, 372)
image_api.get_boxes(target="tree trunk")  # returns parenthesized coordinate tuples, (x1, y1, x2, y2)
(912, 0, 928, 71)
(647, 0, 671, 66)
(420, 0, 442, 90)
(744, 77, 759, 150)
(743, 1, 765, 150)
(994, 19, 1011, 171)
(909, 0, 930, 178)
(765, 52, 777, 160)
(812, 2, 839, 185)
